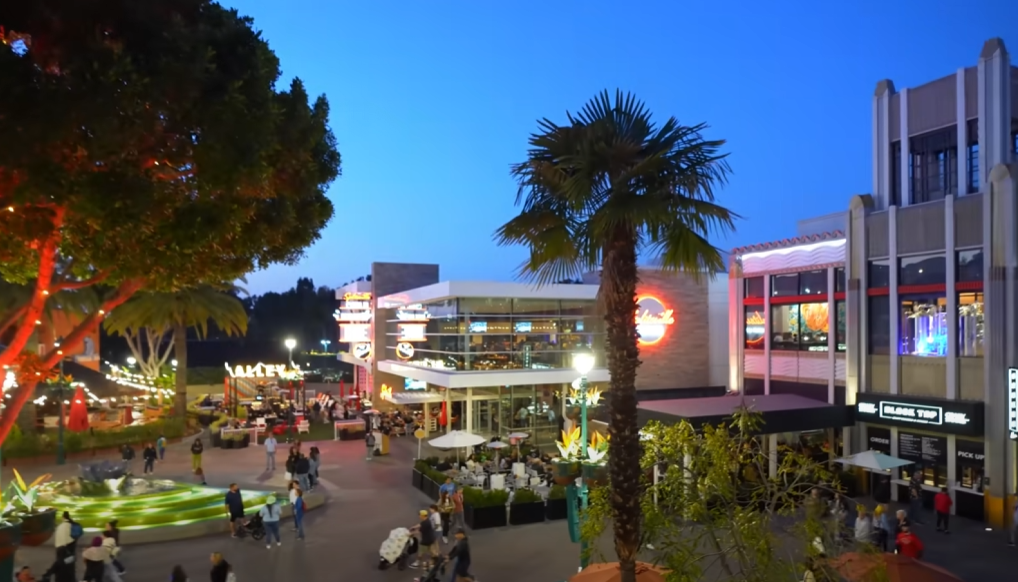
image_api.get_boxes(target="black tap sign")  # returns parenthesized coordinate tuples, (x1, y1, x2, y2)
(898, 433, 946, 464)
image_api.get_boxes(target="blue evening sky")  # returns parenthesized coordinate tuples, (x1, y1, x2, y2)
(226, 0, 1014, 294)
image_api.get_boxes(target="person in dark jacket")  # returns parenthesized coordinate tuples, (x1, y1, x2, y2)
(169, 565, 187, 582)
(190, 438, 204, 473)
(295, 453, 311, 492)
(447, 528, 473, 581)
(285, 447, 299, 478)
(142, 443, 158, 474)
(209, 553, 231, 582)
(120, 444, 135, 473)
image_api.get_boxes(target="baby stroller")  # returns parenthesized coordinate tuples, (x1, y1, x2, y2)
(378, 527, 416, 571)
(239, 513, 266, 541)
(414, 556, 448, 582)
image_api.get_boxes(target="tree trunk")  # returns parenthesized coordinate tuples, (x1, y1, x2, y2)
(173, 322, 188, 417)
(602, 228, 642, 582)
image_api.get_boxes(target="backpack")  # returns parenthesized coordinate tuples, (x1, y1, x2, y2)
(70, 522, 84, 539)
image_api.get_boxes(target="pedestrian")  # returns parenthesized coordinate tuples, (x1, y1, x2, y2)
(81, 537, 107, 582)
(194, 467, 207, 486)
(450, 484, 465, 532)
(142, 442, 157, 474)
(224, 483, 245, 538)
(411, 509, 439, 569)
(895, 525, 924, 558)
(100, 530, 122, 582)
(894, 509, 910, 536)
(437, 492, 455, 544)
(169, 565, 187, 582)
(439, 476, 456, 497)
(104, 521, 126, 576)
(293, 488, 306, 541)
(365, 431, 376, 460)
(308, 447, 320, 490)
(264, 434, 277, 471)
(854, 507, 874, 545)
(933, 486, 952, 533)
(1009, 501, 1018, 546)
(295, 453, 311, 492)
(260, 495, 282, 548)
(209, 553, 232, 582)
(284, 446, 298, 481)
(120, 444, 135, 473)
(156, 434, 167, 461)
(908, 470, 924, 524)
(190, 438, 203, 473)
(446, 528, 473, 582)
(874, 504, 891, 551)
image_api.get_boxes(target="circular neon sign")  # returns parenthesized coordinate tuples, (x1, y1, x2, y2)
(635, 295, 675, 346)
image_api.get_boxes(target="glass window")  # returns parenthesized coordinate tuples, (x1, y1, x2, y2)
(798, 302, 829, 351)
(957, 249, 983, 283)
(512, 298, 561, 317)
(899, 254, 945, 286)
(798, 270, 827, 296)
(770, 304, 799, 351)
(900, 295, 948, 356)
(745, 307, 764, 350)
(868, 296, 890, 355)
(835, 268, 846, 293)
(744, 277, 764, 299)
(869, 261, 890, 288)
(958, 292, 984, 357)
(458, 297, 512, 315)
(771, 274, 799, 297)
(836, 301, 846, 352)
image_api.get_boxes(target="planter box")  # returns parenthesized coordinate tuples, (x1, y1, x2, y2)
(0, 518, 22, 582)
(509, 501, 545, 525)
(422, 478, 439, 500)
(17, 508, 56, 547)
(222, 439, 234, 450)
(545, 498, 568, 520)
(465, 504, 507, 530)
(210, 433, 223, 448)
(413, 470, 424, 490)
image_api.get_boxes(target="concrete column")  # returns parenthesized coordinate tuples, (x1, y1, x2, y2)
(445, 388, 451, 434)
(888, 205, 900, 395)
(730, 263, 744, 394)
(465, 388, 473, 433)
(899, 88, 911, 207)
(873, 80, 896, 209)
(956, 69, 969, 195)
(768, 434, 779, 479)
(977, 39, 1013, 190)
(827, 267, 836, 404)
(847, 196, 872, 410)
(946, 195, 958, 399)
(890, 426, 900, 502)
(764, 275, 771, 395)
(947, 435, 958, 513)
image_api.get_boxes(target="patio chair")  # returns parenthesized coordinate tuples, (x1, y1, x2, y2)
(297, 420, 311, 434)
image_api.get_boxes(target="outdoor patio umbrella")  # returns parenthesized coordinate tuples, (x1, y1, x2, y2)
(428, 430, 486, 462)
(486, 441, 509, 467)
(835, 450, 912, 472)
(829, 552, 963, 582)
(569, 562, 668, 582)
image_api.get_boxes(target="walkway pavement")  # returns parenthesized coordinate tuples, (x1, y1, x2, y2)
(9, 435, 1018, 581)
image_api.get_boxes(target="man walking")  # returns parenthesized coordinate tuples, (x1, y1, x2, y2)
(908, 471, 924, 525)
(224, 484, 245, 538)
(446, 528, 473, 581)
(450, 484, 465, 532)
(264, 434, 278, 471)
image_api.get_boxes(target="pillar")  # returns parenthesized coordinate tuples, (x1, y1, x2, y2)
(888, 205, 900, 395)
(768, 434, 778, 479)
(872, 79, 895, 209)
(945, 195, 958, 399)
(763, 274, 771, 395)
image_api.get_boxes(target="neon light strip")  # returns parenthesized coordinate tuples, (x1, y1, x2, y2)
(740, 239, 845, 261)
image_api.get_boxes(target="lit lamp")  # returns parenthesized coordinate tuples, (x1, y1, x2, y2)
(569, 350, 597, 570)
(126, 356, 137, 368)
(171, 359, 178, 368)
(284, 338, 298, 437)
(284, 338, 297, 366)
(320, 339, 331, 353)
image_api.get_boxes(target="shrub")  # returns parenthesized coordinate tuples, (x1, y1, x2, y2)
(548, 484, 567, 500)
(463, 487, 509, 508)
(511, 488, 543, 504)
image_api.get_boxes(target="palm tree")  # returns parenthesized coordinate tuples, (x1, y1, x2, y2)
(495, 90, 737, 582)
(104, 284, 248, 415)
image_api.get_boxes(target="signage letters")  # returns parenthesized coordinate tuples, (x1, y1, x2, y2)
(957, 450, 985, 461)
(343, 292, 371, 301)
(396, 304, 431, 321)
(398, 323, 427, 342)
(635, 295, 675, 346)
(224, 362, 299, 379)
(1009, 368, 1018, 440)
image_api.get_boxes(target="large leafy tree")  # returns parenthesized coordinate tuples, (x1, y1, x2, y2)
(103, 284, 248, 413)
(0, 0, 341, 443)
(496, 90, 736, 582)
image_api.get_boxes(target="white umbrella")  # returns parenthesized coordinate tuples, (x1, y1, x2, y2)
(835, 450, 912, 472)
(428, 430, 486, 462)
(487, 441, 509, 466)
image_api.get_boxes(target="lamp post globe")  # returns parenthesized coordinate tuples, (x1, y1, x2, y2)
(572, 352, 595, 376)
(126, 356, 137, 367)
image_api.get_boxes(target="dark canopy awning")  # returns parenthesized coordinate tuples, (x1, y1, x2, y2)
(637, 394, 854, 434)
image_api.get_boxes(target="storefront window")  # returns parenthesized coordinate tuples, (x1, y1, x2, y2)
(958, 292, 984, 357)
(744, 277, 764, 299)
(897, 432, 947, 488)
(798, 270, 827, 296)
(458, 297, 512, 315)
(900, 295, 948, 356)
(798, 302, 829, 351)
(835, 301, 846, 352)
(869, 260, 890, 288)
(957, 249, 983, 282)
(899, 254, 946, 286)
(835, 268, 846, 293)
(955, 439, 985, 492)
(868, 296, 891, 355)
(745, 307, 764, 350)
(771, 274, 799, 297)
(770, 304, 799, 350)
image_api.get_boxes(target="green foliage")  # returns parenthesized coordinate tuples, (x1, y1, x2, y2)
(510, 488, 543, 505)
(581, 409, 878, 582)
(462, 487, 509, 509)
(1, 417, 187, 459)
(415, 459, 450, 484)
(548, 484, 567, 500)
(6, 468, 51, 513)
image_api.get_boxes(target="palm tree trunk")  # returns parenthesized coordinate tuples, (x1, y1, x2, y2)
(602, 229, 642, 582)
(173, 322, 188, 417)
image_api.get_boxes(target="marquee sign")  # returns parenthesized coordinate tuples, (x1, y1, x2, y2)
(1008, 368, 1018, 440)
(396, 304, 430, 321)
(224, 362, 300, 379)
(339, 324, 370, 343)
(635, 295, 675, 346)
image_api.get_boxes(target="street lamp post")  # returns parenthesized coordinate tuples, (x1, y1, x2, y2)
(284, 338, 298, 438)
(568, 351, 596, 571)
(55, 341, 66, 465)
(320, 339, 331, 353)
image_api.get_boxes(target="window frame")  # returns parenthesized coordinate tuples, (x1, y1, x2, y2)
(898, 293, 948, 357)
(957, 291, 983, 357)
(743, 276, 765, 299)
(868, 260, 891, 288)
(797, 302, 830, 352)
(770, 273, 799, 297)
(835, 300, 846, 352)
(769, 304, 800, 351)
(798, 270, 828, 297)
(957, 248, 983, 283)
(744, 307, 765, 350)
(868, 295, 891, 355)
(898, 254, 946, 287)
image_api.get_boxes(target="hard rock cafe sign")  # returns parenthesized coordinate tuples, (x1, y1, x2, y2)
(635, 295, 675, 346)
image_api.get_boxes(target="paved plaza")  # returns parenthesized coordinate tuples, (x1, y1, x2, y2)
(9, 434, 1018, 581)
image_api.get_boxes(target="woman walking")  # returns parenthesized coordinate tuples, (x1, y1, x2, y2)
(81, 537, 107, 582)
(259, 495, 282, 549)
(209, 553, 231, 582)
(190, 438, 203, 473)
(437, 491, 455, 544)
(293, 488, 307, 541)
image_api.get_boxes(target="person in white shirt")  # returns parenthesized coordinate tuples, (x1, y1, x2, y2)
(101, 531, 122, 582)
(264, 435, 278, 471)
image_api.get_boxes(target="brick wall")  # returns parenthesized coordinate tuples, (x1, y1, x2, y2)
(634, 269, 711, 390)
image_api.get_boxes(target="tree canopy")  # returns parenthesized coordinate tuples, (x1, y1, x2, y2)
(0, 0, 341, 442)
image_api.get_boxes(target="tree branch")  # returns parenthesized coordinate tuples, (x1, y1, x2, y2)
(52, 269, 111, 292)
(0, 305, 27, 338)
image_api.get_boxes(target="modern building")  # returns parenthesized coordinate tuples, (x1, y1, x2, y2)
(335, 265, 730, 448)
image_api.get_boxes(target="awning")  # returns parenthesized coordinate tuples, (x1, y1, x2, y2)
(637, 394, 854, 434)
(835, 450, 912, 471)
(380, 390, 448, 405)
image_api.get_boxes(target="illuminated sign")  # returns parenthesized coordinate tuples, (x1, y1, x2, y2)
(635, 295, 675, 345)
(352, 343, 372, 359)
(395, 342, 415, 360)
(855, 392, 985, 436)
(1009, 368, 1018, 440)
(335, 292, 373, 323)
(396, 304, 431, 321)
(380, 384, 393, 400)
(344, 292, 371, 301)
(405, 378, 427, 391)
(339, 324, 370, 343)
(746, 312, 764, 326)
(224, 362, 299, 379)
(398, 323, 427, 342)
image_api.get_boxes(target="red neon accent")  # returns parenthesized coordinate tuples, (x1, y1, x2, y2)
(743, 297, 765, 306)
(898, 284, 946, 295)
(834, 292, 846, 300)
(956, 281, 984, 291)
(635, 295, 675, 346)
(867, 287, 890, 296)
(769, 294, 828, 305)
